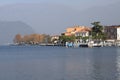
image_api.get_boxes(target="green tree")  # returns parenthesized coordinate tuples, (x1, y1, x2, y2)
(91, 21, 106, 40)
(59, 35, 75, 45)
(76, 36, 82, 39)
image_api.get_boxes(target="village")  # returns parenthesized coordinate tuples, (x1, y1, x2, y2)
(14, 22, 120, 47)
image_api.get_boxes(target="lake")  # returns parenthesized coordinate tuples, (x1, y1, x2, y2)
(0, 46, 120, 80)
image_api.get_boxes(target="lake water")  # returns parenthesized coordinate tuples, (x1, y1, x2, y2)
(0, 46, 120, 80)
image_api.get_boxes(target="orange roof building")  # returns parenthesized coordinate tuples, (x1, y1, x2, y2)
(64, 26, 91, 36)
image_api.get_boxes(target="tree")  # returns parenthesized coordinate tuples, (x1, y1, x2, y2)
(91, 21, 106, 40)
(59, 35, 75, 45)
(41, 34, 51, 43)
(14, 34, 22, 44)
(13, 33, 52, 45)
(76, 36, 82, 39)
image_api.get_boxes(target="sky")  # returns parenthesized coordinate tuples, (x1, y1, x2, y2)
(0, 0, 120, 35)
(0, 0, 119, 9)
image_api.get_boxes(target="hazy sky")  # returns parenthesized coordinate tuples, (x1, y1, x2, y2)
(0, 0, 119, 8)
(0, 0, 120, 35)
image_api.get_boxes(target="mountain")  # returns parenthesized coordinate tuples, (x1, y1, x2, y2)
(0, 2, 120, 34)
(0, 3, 80, 34)
(0, 21, 34, 45)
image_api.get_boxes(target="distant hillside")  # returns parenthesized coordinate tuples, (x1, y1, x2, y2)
(0, 21, 34, 45)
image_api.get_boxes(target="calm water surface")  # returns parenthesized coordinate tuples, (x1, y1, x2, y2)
(0, 46, 120, 80)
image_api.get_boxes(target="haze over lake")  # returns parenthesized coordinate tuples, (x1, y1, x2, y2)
(0, 0, 120, 80)
(0, 21, 34, 44)
(0, 0, 120, 34)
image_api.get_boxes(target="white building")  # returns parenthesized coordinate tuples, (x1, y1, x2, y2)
(75, 31, 89, 37)
(117, 27, 120, 40)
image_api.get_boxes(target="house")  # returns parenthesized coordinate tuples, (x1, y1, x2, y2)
(104, 25, 120, 40)
(75, 30, 90, 37)
(51, 35, 60, 44)
(64, 25, 91, 37)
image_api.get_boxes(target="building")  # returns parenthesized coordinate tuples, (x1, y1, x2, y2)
(64, 25, 91, 37)
(51, 35, 60, 44)
(75, 30, 90, 37)
(104, 25, 120, 40)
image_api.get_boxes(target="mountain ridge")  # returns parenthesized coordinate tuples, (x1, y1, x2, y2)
(0, 21, 34, 44)
(0, 2, 120, 34)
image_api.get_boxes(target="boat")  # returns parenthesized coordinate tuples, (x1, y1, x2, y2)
(93, 43, 102, 47)
(79, 43, 88, 47)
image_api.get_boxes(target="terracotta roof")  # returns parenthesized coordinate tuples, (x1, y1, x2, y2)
(65, 26, 91, 36)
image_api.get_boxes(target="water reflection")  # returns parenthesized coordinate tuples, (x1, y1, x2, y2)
(0, 46, 119, 80)
(63, 48, 93, 80)
(116, 48, 120, 80)
(91, 47, 117, 80)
